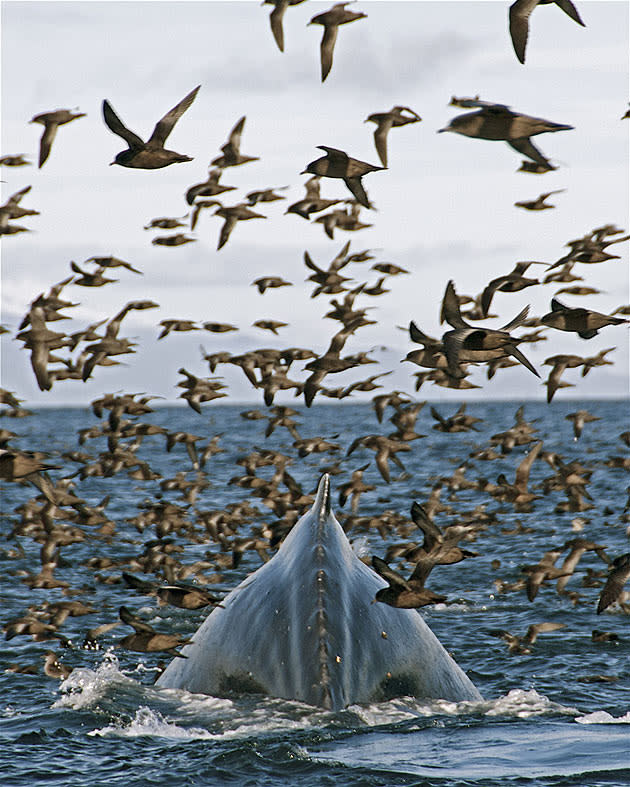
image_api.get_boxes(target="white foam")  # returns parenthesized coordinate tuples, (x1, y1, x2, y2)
(575, 710, 630, 724)
(88, 706, 216, 739)
(52, 651, 137, 710)
(351, 689, 577, 725)
(483, 689, 578, 718)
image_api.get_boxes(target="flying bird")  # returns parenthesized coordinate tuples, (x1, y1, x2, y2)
(514, 189, 565, 210)
(540, 298, 628, 339)
(263, 0, 307, 52)
(30, 109, 86, 168)
(509, 0, 585, 64)
(302, 146, 384, 208)
(102, 85, 200, 168)
(439, 280, 539, 379)
(439, 103, 573, 170)
(365, 105, 422, 167)
(210, 116, 259, 168)
(308, 2, 367, 82)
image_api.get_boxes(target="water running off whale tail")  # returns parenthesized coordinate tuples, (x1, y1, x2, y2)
(157, 474, 482, 709)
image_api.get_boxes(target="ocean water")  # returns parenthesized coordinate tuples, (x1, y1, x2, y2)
(1, 400, 629, 786)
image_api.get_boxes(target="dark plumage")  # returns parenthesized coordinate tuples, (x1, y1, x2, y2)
(103, 85, 199, 168)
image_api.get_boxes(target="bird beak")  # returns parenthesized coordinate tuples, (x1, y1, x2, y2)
(109, 161, 116, 166)
(299, 169, 308, 175)
(437, 127, 449, 133)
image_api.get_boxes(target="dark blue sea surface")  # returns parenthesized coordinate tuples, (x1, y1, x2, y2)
(1, 400, 629, 786)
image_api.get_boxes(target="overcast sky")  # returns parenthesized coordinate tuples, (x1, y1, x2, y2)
(1, 0, 628, 406)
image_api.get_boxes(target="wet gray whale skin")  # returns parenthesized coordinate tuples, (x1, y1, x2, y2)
(157, 474, 482, 709)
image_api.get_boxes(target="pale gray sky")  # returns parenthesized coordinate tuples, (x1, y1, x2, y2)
(1, 0, 628, 405)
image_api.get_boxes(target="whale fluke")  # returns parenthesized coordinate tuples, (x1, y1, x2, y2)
(157, 474, 482, 709)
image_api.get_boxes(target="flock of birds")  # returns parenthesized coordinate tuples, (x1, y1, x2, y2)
(1, 1, 629, 688)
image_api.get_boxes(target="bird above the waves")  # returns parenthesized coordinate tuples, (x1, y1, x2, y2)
(337, 463, 374, 512)
(308, 2, 367, 82)
(565, 409, 599, 439)
(302, 146, 384, 208)
(597, 553, 630, 614)
(30, 108, 86, 168)
(439, 103, 573, 170)
(410, 501, 478, 569)
(211, 116, 259, 168)
(365, 106, 422, 167)
(122, 572, 223, 609)
(542, 353, 584, 402)
(118, 606, 191, 657)
(490, 622, 566, 654)
(515, 189, 565, 211)
(102, 85, 199, 168)
(214, 204, 266, 250)
(371, 556, 446, 609)
(522, 548, 567, 601)
(509, 0, 585, 64)
(263, 0, 308, 52)
(540, 298, 628, 339)
(439, 279, 539, 379)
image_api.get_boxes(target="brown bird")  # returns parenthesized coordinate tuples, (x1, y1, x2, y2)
(158, 319, 198, 340)
(509, 0, 585, 64)
(490, 622, 566, 654)
(337, 463, 374, 512)
(566, 409, 599, 439)
(480, 261, 544, 317)
(30, 108, 86, 168)
(152, 233, 197, 247)
(214, 204, 266, 250)
(542, 353, 584, 402)
(144, 216, 188, 230)
(540, 298, 628, 339)
(246, 186, 288, 205)
(371, 556, 446, 609)
(522, 548, 567, 600)
(286, 175, 343, 219)
(252, 276, 293, 294)
(263, 0, 308, 51)
(211, 116, 259, 168)
(514, 189, 565, 210)
(118, 606, 191, 657)
(69, 261, 117, 286)
(0, 154, 31, 166)
(253, 319, 289, 334)
(440, 280, 539, 379)
(186, 167, 236, 205)
(302, 146, 384, 208)
(439, 103, 573, 169)
(103, 85, 199, 168)
(365, 106, 422, 167)
(308, 2, 367, 82)
(597, 554, 630, 614)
